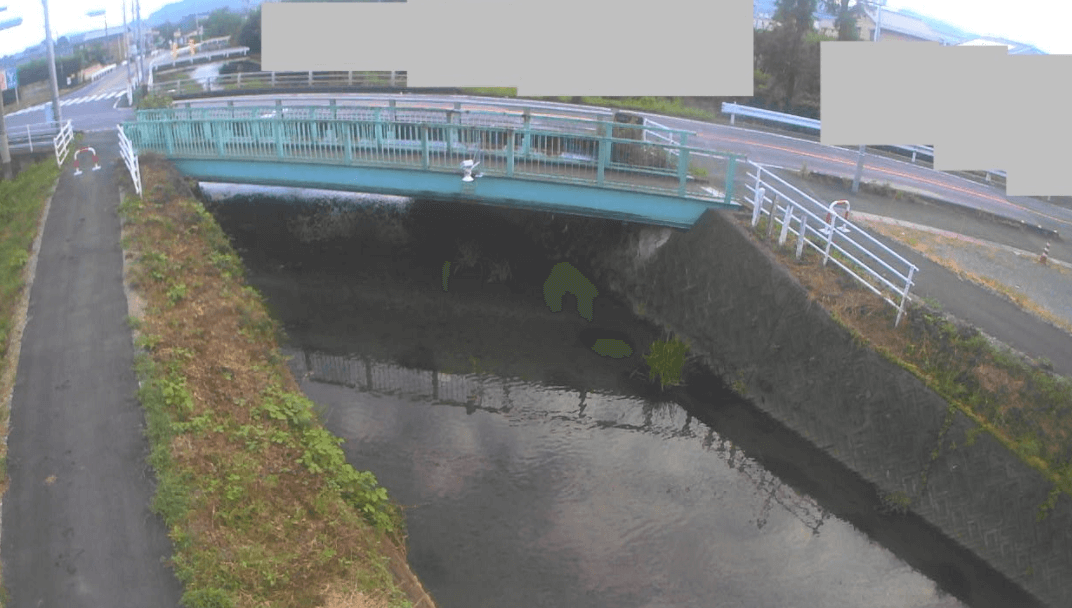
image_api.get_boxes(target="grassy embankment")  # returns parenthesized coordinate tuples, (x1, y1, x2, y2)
(118, 154, 434, 608)
(746, 211, 1072, 519)
(0, 153, 69, 605)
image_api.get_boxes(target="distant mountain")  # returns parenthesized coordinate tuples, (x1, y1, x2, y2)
(146, 0, 250, 26)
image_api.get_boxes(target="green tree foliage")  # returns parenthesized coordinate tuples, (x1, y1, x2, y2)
(822, 0, 862, 41)
(201, 8, 245, 42)
(17, 54, 86, 87)
(749, 0, 831, 117)
(237, 7, 261, 55)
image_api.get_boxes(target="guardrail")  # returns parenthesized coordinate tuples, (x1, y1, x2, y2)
(148, 70, 406, 98)
(86, 63, 118, 82)
(117, 124, 142, 197)
(53, 120, 73, 166)
(152, 46, 250, 71)
(6, 121, 63, 153)
(743, 160, 918, 326)
(122, 105, 744, 207)
(178, 95, 615, 126)
(720, 102, 1007, 182)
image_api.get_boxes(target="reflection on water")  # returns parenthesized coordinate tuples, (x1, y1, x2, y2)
(292, 349, 965, 608)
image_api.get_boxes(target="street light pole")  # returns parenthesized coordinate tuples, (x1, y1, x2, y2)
(41, 0, 62, 125)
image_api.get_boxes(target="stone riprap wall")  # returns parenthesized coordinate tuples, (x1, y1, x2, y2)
(509, 208, 1072, 607)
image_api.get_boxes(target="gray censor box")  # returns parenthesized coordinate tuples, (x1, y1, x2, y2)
(260, 0, 753, 97)
(822, 42, 1072, 196)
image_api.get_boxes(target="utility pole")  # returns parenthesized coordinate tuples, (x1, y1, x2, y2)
(134, 0, 144, 84)
(873, 0, 885, 42)
(852, 0, 887, 192)
(0, 7, 20, 179)
(123, 0, 133, 93)
(42, 0, 62, 125)
(0, 76, 10, 180)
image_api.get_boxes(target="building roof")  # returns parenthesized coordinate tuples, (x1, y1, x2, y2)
(958, 36, 1046, 55)
(863, 8, 942, 42)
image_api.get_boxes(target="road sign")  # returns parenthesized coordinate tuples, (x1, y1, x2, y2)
(1, 67, 17, 91)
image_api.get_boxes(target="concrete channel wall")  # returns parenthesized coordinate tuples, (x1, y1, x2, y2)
(587, 209, 1072, 607)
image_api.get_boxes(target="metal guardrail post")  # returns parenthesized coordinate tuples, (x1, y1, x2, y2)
(766, 194, 778, 241)
(164, 121, 175, 154)
(822, 215, 835, 266)
(374, 108, 384, 149)
(522, 111, 531, 156)
(445, 110, 454, 155)
(421, 124, 430, 170)
(778, 204, 793, 246)
(796, 217, 808, 259)
(752, 185, 765, 227)
(344, 125, 353, 163)
(597, 122, 610, 186)
(273, 116, 284, 158)
(677, 133, 690, 197)
(724, 156, 737, 206)
(895, 267, 915, 327)
(506, 130, 515, 177)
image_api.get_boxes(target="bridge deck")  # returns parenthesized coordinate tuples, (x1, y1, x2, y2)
(167, 144, 724, 200)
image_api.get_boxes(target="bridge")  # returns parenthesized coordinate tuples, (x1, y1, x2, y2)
(120, 103, 744, 228)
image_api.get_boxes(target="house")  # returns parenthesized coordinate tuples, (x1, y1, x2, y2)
(856, 7, 943, 43)
(958, 36, 1046, 55)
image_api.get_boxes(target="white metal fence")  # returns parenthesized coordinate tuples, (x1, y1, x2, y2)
(7, 121, 64, 153)
(721, 102, 1007, 183)
(53, 120, 73, 167)
(117, 124, 142, 197)
(744, 160, 919, 326)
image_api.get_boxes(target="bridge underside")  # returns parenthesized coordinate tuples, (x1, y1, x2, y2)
(171, 159, 730, 229)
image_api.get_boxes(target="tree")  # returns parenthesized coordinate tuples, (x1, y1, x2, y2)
(765, 0, 818, 112)
(237, 7, 261, 55)
(821, 0, 862, 41)
(202, 8, 244, 41)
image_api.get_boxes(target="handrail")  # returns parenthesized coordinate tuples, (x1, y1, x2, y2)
(121, 109, 746, 207)
(117, 124, 142, 197)
(52, 120, 73, 167)
(744, 160, 918, 326)
(721, 102, 1007, 181)
(135, 104, 696, 142)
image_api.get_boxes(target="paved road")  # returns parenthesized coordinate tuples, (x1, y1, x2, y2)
(6, 61, 138, 133)
(0, 132, 183, 606)
(767, 168, 1072, 378)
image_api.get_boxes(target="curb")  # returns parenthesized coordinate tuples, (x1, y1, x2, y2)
(809, 171, 1062, 241)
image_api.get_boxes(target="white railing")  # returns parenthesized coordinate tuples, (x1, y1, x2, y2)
(117, 124, 142, 197)
(7, 121, 64, 153)
(721, 102, 1007, 183)
(87, 63, 118, 81)
(744, 160, 919, 326)
(53, 120, 73, 167)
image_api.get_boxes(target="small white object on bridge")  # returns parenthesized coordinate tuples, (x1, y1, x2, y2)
(461, 159, 480, 182)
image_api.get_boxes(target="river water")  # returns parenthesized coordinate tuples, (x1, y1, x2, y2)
(199, 184, 1026, 608)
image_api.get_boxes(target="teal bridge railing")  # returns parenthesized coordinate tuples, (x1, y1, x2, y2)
(123, 103, 745, 227)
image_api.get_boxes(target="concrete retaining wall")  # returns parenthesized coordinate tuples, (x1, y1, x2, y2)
(568, 209, 1072, 607)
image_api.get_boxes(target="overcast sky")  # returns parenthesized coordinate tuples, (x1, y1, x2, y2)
(0, 0, 1068, 60)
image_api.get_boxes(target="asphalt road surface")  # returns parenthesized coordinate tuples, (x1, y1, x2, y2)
(1, 131, 183, 607)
